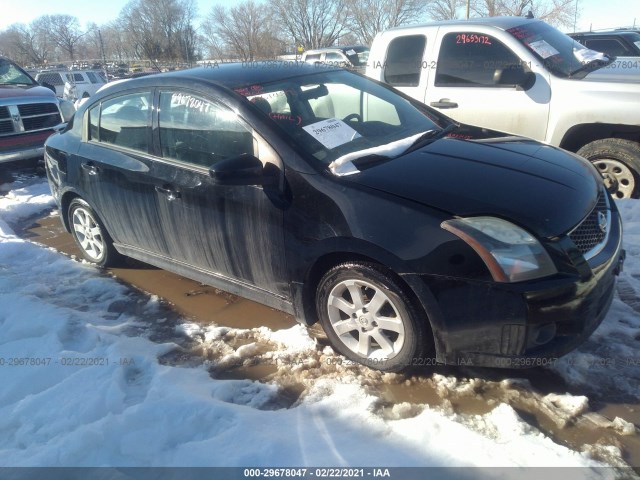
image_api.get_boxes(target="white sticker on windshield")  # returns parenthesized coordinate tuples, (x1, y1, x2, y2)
(528, 40, 559, 59)
(302, 118, 361, 149)
(346, 49, 357, 56)
(573, 47, 607, 63)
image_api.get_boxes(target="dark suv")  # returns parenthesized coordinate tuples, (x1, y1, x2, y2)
(0, 57, 74, 169)
(568, 30, 640, 57)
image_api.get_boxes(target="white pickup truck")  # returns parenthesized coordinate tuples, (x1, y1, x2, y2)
(366, 17, 640, 198)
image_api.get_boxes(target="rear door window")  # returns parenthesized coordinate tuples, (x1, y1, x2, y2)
(90, 91, 151, 152)
(384, 35, 427, 86)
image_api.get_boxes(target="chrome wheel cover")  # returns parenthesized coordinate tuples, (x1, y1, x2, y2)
(71, 207, 105, 262)
(326, 279, 405, 360)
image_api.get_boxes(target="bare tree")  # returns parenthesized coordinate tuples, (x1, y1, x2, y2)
(472, 0, 576, 28)
(270, 0, 347, 50)
(1, 21, 51, 65)
(345, 0, 430, 44)
(203, 0, 281, 61)
(41, 15, 86, 61)
(428, 0, 465, 21)
(119, 0, 198, 65)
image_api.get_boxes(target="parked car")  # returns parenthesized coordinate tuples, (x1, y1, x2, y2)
(0, 57, 75, 169)
(366, 17, 640, 199)
(301, 46, 370, 72)
(568, 30, 640, 57)
(34, 70, 107, 100)
(45, 63, 624, 371)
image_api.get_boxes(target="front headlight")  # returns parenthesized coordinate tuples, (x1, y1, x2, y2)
(58, 99, 76, 122)
(441, 216, 557, 283)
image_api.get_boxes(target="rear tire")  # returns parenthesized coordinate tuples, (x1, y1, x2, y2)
(577, 139, 640, 199)
(68, 198, 120, 267)
(316, 262, 431, 372)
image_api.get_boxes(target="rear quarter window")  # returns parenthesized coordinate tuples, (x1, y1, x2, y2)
(384, 35, 427, 87)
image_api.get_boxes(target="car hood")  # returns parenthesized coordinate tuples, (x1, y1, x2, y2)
(583, 57, 640, 83)
(0, 84, 56, 99)
(343, 127, 602, 238)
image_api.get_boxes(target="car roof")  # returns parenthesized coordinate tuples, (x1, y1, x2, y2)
(95, 62, 343, 97)
(305, 46, 369, 54)
(570, 30, 639, 37)
(384, 16, 541, 33)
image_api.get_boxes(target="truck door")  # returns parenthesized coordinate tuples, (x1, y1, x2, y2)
(426, 29, 551, 142)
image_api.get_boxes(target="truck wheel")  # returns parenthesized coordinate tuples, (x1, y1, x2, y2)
(316, 262, 431, 372)
(577, 139, 640, 199)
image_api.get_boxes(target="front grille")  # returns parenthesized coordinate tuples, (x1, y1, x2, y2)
(0, 102, 62, 136)
(569, 190, 609, 257)
(18, 103, 62, 131)
(18, 103, 59, 117)
(0, 120, 13, 134)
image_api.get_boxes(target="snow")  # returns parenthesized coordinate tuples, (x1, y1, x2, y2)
(0, 176, 638, 472)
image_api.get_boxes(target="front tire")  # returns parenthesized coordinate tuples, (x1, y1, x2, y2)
(68, 198, 120, 267)
(316, 262, 431, 372)
(577, 139, 640, 199)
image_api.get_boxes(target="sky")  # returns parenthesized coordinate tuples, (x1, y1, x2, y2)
(0, 0, 639, 33)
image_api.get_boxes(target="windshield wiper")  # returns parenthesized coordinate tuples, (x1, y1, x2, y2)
(401, 123, 459, 155)
(352, 154, 393, 170)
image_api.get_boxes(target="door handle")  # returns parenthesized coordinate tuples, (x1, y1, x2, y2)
(155, 185, 181, 201)
(81, 162, 99, 175)
(430, 99, 458, 109)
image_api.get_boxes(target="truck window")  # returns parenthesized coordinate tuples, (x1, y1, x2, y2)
(435, 33, 521, 87)
(583, 39, 629, 57)
(384, 35, 426, 87)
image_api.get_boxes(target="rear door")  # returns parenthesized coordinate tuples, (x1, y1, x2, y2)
(380, 34, 431, 102)
(77, 90, 170, 256)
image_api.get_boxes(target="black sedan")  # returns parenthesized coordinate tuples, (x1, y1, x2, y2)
(44, 62, 625, 371)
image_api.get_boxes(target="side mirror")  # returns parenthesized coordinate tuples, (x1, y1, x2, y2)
(209, 153, 277, 187)
(494, 65, 536, 90)
(41, 82, 57, 94)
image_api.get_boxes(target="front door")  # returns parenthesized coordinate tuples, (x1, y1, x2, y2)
(149, 89, 289, 298)
(426, 29, 551, 142)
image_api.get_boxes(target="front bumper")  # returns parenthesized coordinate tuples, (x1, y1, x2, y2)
(418, 209, 625, 369)
(0, 131, 52, 165)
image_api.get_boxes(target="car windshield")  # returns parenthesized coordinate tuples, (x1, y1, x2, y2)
(237, 69, 446, 173)
(506, 21, 614, 78)
(0, 58, 37, 86)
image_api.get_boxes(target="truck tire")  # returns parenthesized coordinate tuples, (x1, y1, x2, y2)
(577, 139, 640, 199)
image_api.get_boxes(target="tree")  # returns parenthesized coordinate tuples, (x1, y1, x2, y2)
(471, 0, 576, 28)
(1, 21, 51, 65)
(118, 0, 198, 65)
(345, 0, 430, 44)
(270, 0, 347, 50)
(428, 0, 465, 21)
(42, 15, 86, 61)
(203, 0, 281, 60)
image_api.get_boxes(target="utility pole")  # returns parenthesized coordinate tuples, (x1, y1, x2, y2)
(466, 0, 470, 19)
(98, 29, 108, 82)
